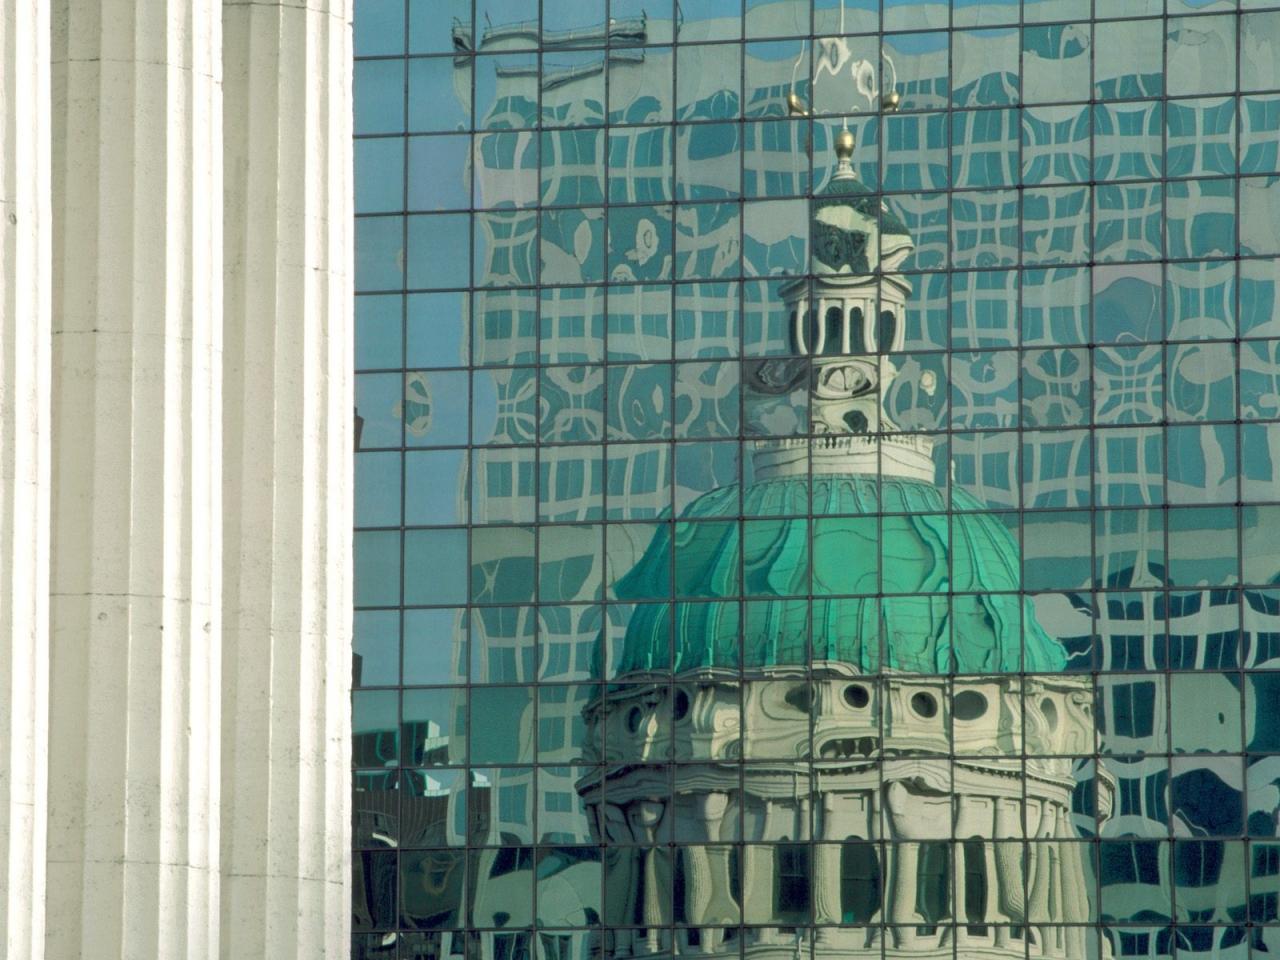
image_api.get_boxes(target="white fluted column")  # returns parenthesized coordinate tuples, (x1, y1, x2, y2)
(683, 792, 726, 940)
(641, 848, 664, 952)
(793, 298, 809, 354)
(888, 843, 921, 947)
(1, 1, 50, 958)
(884, 782, 923, 948)
(47, 0, 224, 957)
(1028, 806, 1065, 958)
(746, 800, 780, 942)
(992, 800, 1023, 949)
(219, 0, 353, 955)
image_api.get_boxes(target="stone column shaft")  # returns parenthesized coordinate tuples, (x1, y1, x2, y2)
(983, 842, 1001, 925)
(1058, 808, 1089, 957)
(812, 842, 842, 931)
(685, 795, 727, 937)
(703, 845, 738, 929)
(993, 800, 1023, 936)
(1048, 847, 1065, 955)
(1027, 802, 1055, 954)
(220, 0, 353, 956)
(1, 1, 51, 958)
(47, 0, 224, 957)
(682, 845, 713, 931)
(889, 843, 920, 947)
(793, 298, 808, 354)
(746, 800, 779, 941)
(812, 796, 841, 933)
(642, 847, 664, 951)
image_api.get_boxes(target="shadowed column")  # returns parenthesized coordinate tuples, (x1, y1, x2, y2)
(47, 0, 224, 955)
(220, 0, 354, 956)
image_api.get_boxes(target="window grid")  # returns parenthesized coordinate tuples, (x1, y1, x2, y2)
(355, 2, 1280, 958)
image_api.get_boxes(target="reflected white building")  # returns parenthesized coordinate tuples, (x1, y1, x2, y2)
(355, 4, 1280, 959)
(575, 133, 1114, 959)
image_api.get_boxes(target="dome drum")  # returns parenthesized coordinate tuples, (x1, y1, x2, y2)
(574, 136, 1112, 960)
(579, 671, 1105, 770)
(575, 669, 1112, 959)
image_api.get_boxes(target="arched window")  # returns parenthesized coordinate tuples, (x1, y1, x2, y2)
(839, 841, 882, 923)
(915, 841, 950, 927)
(877, 309, 898, 354)
(673, 847, 688, 924)
(823, 306, 843, 355)
(962, 839, 988, 935)
(848, 306, 864, 352)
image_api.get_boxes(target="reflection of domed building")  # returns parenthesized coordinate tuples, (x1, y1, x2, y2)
(576, 135, 1114, 959)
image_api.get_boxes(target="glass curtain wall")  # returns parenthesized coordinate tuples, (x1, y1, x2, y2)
(352, 0, 1280, 957)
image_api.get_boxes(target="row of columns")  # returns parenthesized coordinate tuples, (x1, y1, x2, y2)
(789, 297, 905, 356)
(602, 792, 1089, 958)
(0, 1, 354, 958)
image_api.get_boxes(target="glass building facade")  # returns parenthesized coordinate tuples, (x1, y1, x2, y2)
(352, 1, 1280, 957)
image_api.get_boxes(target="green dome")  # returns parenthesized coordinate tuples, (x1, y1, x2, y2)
(613, 475, 1068, 676)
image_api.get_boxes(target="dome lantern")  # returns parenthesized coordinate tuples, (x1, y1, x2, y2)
(755, 136, 930, 478)
(583, 118, 1112, 959)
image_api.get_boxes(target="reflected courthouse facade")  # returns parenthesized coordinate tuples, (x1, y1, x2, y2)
(578, 133, 1112, 958)
(353, 1, 1280, 958)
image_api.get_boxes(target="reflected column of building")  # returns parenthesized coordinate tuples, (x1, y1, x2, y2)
(0, 0, 50, 957)
(867, 785, 884, 951)
(46, 0, 224, 955)
(1026, 797, 1062, 957)
(593, 798, 639, 959)
(1056, 805, 1090, 958)
(630, 800, 668, 955)
(992, 798, 1024, 950)
(952, 794, 987, 942)
(744, 798, 779, 946)
(812, 794, 842, 938)
(220, 0, 354, 954)
(789, 296, 809, 354)
(883, 781, 923, 949)
(682, 792, 731, 951)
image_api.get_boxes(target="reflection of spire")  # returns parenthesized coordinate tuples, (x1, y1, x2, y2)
(805, 36, 902, 115)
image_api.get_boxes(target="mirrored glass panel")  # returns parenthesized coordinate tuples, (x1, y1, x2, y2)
(355, 1, 1280, 956)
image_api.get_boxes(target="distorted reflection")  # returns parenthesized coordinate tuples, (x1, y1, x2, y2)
(351, 1, 1280, 957)
(566, 135, 1112, 958)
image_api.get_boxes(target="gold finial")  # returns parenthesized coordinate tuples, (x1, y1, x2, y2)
(786, 91, 808, 117)
(834, 128, 855, 162)
(881, 90, 901, 113)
